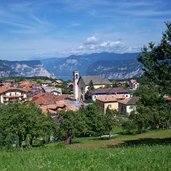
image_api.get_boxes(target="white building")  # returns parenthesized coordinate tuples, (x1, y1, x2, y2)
(129, 79, 140, 90)
(118, 96, 139, 114)
(73, 70, 79, 101)
(89, 87, 131, 101)
(73, 70, 112, 102)
(0, 87, 28, 104)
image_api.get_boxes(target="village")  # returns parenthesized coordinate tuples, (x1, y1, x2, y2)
(0, 71, 140, 118)
(0, 0, 171, 170)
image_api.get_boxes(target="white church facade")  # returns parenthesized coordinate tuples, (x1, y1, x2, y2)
(73, 70, 112, 102)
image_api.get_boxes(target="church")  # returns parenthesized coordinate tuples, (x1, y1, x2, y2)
(73, 70, 112, 102)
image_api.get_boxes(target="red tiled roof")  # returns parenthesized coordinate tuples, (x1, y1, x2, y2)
(96, 95, 118, 103)
(39, 100, 79, 114)
(118, 96, 139, 105)
(0, 87, 29, 94)
(164, 97, 171, 101)
(32, 93, 69, 106)
(18, 81, 32, 88)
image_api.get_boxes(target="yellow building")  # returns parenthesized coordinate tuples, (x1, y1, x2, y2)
(96, 95, 122, 113)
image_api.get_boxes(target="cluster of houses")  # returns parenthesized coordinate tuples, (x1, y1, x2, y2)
(73, 70, 139, 114)
(0, 71, 139, 115)
(0, 79, 80, 116)
(115, 79, 139, 90)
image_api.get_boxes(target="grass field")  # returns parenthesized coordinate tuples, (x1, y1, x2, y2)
(0, 129, 171, 171)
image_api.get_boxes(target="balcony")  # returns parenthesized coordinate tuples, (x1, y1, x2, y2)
(3, 94, 24, 98)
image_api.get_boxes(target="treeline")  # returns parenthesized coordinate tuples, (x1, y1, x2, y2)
(0, 102, 119, 149)
(0, 76, 53, 82)
(58, 103, 119, 144)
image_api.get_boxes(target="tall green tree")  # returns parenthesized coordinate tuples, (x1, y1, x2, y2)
(80, 103, 105, 136)
(88, 80, 94, 91)
(104, 108, 117, 139)
(0, 103, 56, 148)
(125, 22, 171, 133)
(138, 22, 171, 96)
(58, 103, 106, 144)
(58, 110, 87, 144)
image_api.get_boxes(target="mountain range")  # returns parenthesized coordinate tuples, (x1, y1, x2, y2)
(0, 52, 143, 80)
(0, 60, 52, 78)
(41, 52, 143, 80)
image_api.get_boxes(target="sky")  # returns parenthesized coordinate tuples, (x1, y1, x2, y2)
(0, 0, 171, 61)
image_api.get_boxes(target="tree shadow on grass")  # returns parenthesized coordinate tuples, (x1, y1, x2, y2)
(73, 135, 119, 144)
(108, 137, 171, 148)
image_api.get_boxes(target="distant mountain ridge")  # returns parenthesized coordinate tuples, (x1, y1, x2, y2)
(0, 60, 53, 78)
(87, 59, 142, 80)
(41, 52, 143, 80)
(0, 52, 143, 79)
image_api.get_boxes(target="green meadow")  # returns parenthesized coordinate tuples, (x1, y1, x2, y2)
(0, 129, 171, 171)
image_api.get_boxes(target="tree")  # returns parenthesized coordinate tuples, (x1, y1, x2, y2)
(104, 108, 117, 139)
(25, 103, 57, 146)
(58, 110, 87, 144)
(138, 22, 171, 96)
(125, 23, 171, 133)
(88, 80, 94, 91)
(61, 80, 72, 94)
(58, 103, 106, 144)
(0, 103, 56, 148)
(80, 103, 105, 136)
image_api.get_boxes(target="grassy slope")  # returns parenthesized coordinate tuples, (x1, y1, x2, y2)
(72, 129, 171, 148)
(0, 129, 171, 171)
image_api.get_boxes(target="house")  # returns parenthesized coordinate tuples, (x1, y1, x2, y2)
(89, 87, 131, 101)
(27, 87, 44, 97)
(32, 93, 68, 106)
(31, 83, 42, 89)
(0, 87, 28, 104)
(17, 81, 33, 89)
(129, 79, 139, 90)
(116, 81, 128, 87)
(40, 100, 79, 115)
(31, 93, 79, 114)
(73, 70, 112, 102)
(41, 80, 52, 87)
(118, 96, 139, 114)
(2, 80, 15, 86)
(42, 86, 62, 95)
(96, 95, 119, 114)
(55, 79, 63, 86)
(51, 89, 62, 96)
(96, 95, 138, 114)
(164, 97, 171, 101)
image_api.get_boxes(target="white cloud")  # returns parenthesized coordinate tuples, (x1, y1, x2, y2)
(72, 36, 137, 54)
(85, 36, 98, 44)
(78, 45, 84, 50)
(100, 40, 122, 47)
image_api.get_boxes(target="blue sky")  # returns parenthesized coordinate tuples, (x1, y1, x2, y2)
(0, 0, 171, 60)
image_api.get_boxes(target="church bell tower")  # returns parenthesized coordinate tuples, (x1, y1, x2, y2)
(73, 70, 79, 101)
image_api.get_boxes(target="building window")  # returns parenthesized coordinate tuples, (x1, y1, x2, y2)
(125, 94, 129, 98)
